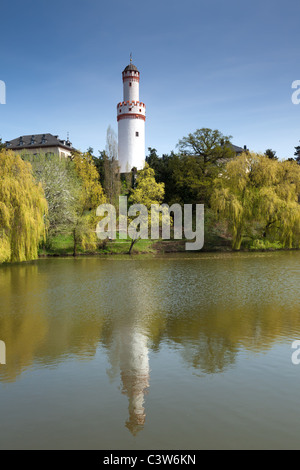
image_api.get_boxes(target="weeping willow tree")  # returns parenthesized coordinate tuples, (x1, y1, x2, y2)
(0, 150, 48, 263)
(70, 151, 106, 255)
(72, 151, 106, 211)
(211, 152, 300, 250)
(255, 159, 300, 248)
(211, 154, 255, 250)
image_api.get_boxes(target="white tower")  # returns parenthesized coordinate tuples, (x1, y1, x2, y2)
(117, 57, 146, 173)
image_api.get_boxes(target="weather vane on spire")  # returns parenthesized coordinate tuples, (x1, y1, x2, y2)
(130, 52, 132, 64)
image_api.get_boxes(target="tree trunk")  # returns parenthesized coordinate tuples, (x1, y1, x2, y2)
(128, 238, 138, 254)
(232, 232, 242, 251)
(73, 228, 77, 257)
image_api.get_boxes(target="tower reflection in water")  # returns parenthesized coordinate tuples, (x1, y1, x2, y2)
(101, 262, 167, 436)
(120, 326, 149, 435)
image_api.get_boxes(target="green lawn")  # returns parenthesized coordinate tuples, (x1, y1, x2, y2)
(38, 227, 235, 257)
(38, 234, 170, 256)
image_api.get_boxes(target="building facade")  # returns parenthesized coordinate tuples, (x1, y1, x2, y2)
(5, 133, 74, 159)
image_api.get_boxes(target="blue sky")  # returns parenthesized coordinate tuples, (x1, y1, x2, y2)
(0, 0, 299, 159)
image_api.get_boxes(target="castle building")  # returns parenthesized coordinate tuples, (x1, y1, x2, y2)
(117, 57, 146, 173)
(5, 133, 74, 159)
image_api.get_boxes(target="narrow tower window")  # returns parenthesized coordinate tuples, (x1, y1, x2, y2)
(136, 132, 139, 137)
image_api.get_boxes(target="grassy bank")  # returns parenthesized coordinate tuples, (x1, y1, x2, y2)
(38, 232, 298, 257)
(38, 231, 235, 257)
(38, 234, 187, 256)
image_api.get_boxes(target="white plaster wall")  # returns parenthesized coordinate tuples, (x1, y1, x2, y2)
(118, 118, 145, 172)
(123, 79, 139, 102)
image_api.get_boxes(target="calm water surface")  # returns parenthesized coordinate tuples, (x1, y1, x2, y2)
(0, 251, 299, 449)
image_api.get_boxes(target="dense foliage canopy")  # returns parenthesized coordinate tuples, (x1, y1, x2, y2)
(0, 150, 48, 262)
(211, 153, 300, 249)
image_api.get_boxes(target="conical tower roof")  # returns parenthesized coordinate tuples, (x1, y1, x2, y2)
(123, 54, 139, 73)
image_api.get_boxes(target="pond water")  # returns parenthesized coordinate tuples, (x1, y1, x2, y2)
(0, 251, 299, 449)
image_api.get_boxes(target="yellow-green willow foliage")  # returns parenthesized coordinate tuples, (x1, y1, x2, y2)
(0, 150, 48, 263)
(128, 164, 165, 253)
(71, 151, 106, 255)
(72, 151, 106, 211)
(211, 152, 300, 250)
(129, 164, 165, 209)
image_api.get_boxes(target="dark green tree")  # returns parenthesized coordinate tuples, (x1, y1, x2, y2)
(265, 149, 278, 160)
(176, 128, 236, 205)
(294, 142, 300, 164)
(177, 128, 235, 168)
